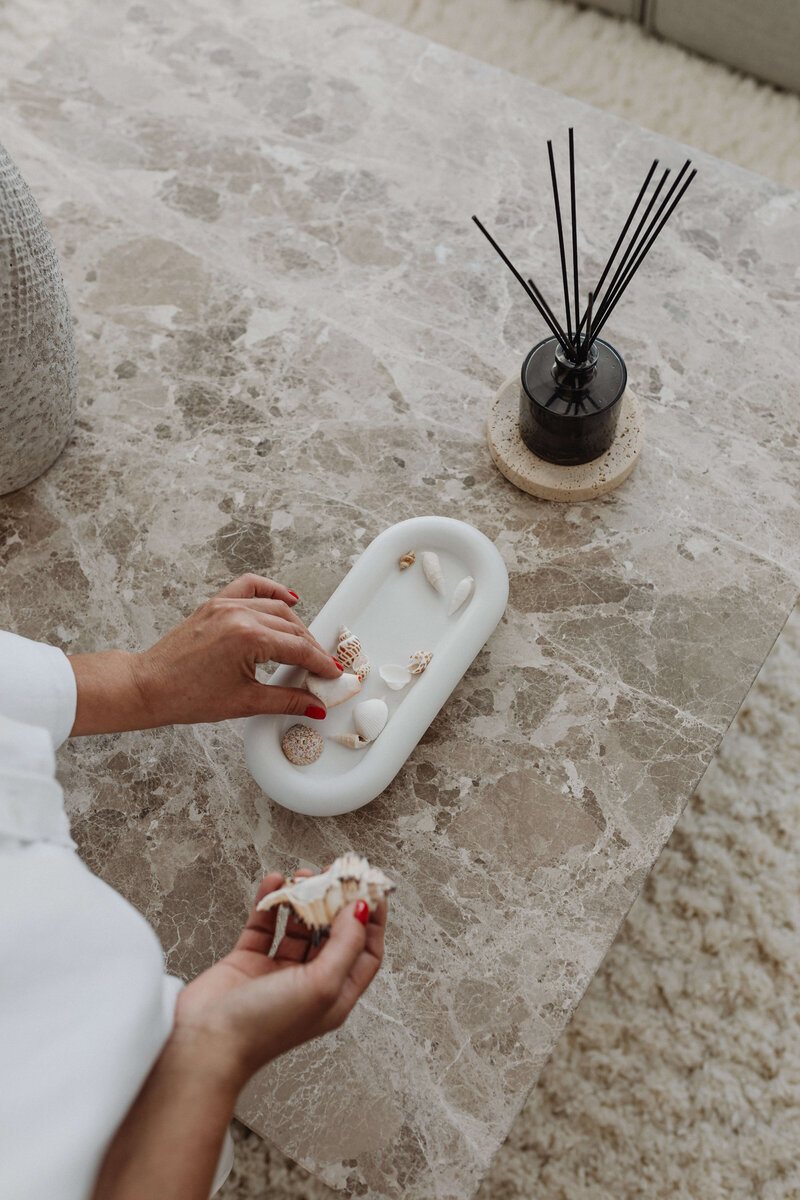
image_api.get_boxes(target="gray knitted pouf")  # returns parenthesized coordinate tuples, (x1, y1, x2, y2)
(0, 141, 77, 495)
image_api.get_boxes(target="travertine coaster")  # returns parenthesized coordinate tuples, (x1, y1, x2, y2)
(487, 375, 644, 501)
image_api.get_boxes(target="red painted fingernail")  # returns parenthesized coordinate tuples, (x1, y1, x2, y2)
(288, 591, 299, 600)
(333, 659, 344, 672)
(305, 705, 326, 720)
(354, 900, 369, 925)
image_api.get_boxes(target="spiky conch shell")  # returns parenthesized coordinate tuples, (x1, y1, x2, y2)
(256, 853, 396, 931)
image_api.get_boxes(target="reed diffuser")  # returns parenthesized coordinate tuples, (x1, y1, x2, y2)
(474, 130, 695, 468)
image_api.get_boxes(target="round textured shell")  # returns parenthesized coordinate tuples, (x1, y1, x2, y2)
(398, 551, 416, 570)
(281, 724, 324, 765)
(408, 650, 433, 675)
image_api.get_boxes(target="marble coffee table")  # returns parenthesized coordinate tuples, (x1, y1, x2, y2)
(2, 1, 799, 1197)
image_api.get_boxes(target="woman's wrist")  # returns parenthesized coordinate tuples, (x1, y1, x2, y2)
(68, 650, 153, 736)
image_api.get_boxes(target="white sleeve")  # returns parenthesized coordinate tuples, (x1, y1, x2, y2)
(0, 630, 77, 748)
(0, 713, 182, 1200)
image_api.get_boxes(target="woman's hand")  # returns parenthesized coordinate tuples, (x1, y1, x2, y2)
(174, 869, 387, 1084)
(90, 872, 386, 1200)
(69, 574, 342, 734)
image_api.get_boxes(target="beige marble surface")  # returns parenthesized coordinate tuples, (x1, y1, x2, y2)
(1, 1, 799, 1196)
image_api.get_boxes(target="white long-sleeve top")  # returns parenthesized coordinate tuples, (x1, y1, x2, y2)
(0, 631, 182, 1200)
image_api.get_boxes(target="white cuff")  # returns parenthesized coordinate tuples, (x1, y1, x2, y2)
(0, 715, 74, 846)
(0, 631, 78, 749)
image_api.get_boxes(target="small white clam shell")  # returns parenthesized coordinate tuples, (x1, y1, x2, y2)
(448, 575, 474, 616)
(332, 733, 370, 749)
(422, 550, 445, 595)
(354, 697, 389, 742)
(379, 663, 412, 691)
(304, 671, 361, 708)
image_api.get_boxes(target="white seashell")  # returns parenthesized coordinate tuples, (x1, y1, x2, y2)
(332, 733, 370, 750)
(354, 698, 389, 742)
(281, 724, 324, 766)
(379, 663, 412, 691)
(398, 551, 415, 570)
(422, 551, 445, 595)
(408, 650, 433, 675)
(304, 671, 361, 708)
(448, 576, 474, 616)
(336, 626, 370, 681)
(256, 853, 396, 930)
(336, 626, 362, 669)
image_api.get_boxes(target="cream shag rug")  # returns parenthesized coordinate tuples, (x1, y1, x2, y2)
(2, 0, 798, 1196)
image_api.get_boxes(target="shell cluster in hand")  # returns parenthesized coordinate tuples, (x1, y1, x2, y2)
(256, 852, 396, 930)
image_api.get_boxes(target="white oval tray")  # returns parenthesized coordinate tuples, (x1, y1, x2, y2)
(244, 515, 509, 817)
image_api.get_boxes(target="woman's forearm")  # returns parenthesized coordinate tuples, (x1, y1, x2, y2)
(68, 651, 153, 735)
(90, 1028, 242, 1200)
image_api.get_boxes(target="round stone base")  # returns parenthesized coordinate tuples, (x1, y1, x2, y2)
(487, 375, 644, 501)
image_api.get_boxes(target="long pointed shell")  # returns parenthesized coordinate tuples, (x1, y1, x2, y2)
(332, 733, 370, 749)
(408, 650, 433, 675)
(304, 671, 361, 708)
(256, 853, 396, 930)
(379, 663, 412, 691)
(354, 698, 388, 742)
(422, 551, 445, 595)
(448, 576, 474, 616)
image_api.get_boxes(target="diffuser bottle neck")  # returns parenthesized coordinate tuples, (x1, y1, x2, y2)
(551, 342, 599, 388)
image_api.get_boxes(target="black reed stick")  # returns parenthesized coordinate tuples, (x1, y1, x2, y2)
(590, 165, 673, 329)
(576, 158, 659, 340)
(590, 167, 697, 343)
(471, 215, 571, 352)
(547, 140, 574, 352)
(591, 160, 692, 332)
(579, 290, 594, 363)
(569, 128, 580, 358)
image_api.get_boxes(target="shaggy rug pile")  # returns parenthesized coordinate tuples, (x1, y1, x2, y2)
(2, 0, 797, 1196)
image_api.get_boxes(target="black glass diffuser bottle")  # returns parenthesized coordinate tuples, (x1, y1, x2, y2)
(473, 129, 696, 470)
(519, 336, 626, 465)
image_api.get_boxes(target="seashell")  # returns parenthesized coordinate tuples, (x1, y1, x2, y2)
(336, 626, 370, 682)
(304, 671, 361, 709)
(422, 550, 445, 595)
(408, 650, 433, 675)
(256, 853, 396, 931)
(398, 551, 416, 570)
(448, 576, 474, 616)
(332, 733, 370, 749)
(281, 724, 324, 766)
(354, 698, 389, 742)
(379, 663, 412, 691)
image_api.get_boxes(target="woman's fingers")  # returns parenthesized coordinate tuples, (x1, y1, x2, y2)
(215, 574, 300, 606)
(256, 629, 343, 679)
(307, 903, 369, 1001)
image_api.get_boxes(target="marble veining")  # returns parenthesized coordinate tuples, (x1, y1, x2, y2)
(0, 1, 798, 1197)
